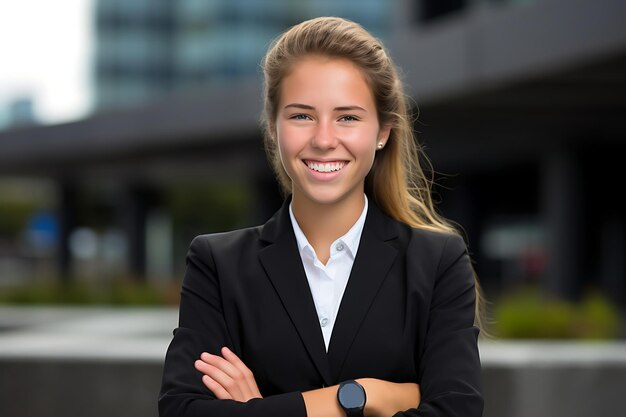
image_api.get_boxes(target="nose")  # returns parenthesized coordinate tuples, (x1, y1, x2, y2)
(311, 119, 338, 150)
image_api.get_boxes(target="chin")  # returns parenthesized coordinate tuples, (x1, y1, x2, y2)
(300, 186, 360, 207)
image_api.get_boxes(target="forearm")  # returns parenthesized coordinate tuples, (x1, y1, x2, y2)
(302, 385, 343, 417)
(302, 379, 420, 417)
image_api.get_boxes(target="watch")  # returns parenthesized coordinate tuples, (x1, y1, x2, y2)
(337, 380, 366, 417)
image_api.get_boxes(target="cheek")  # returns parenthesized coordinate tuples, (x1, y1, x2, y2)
(276, 124, 299, 168)
(344, 129, 378, 159)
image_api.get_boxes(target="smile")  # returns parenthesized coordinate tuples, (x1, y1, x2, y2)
(304, 160, 346, 173)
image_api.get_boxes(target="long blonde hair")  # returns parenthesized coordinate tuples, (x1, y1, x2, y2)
(260, 17, 486, 330)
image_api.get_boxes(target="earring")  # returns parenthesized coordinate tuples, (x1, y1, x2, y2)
(377, 142, 384, 150)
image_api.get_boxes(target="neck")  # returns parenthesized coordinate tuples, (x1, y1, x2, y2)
(291, 193, 365, 264)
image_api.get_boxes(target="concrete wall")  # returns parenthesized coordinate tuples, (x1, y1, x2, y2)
(0, 358, 162, 417)
(483, 364, 626, 417)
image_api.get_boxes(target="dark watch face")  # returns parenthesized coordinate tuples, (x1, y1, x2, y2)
(338, 382, 365, 408)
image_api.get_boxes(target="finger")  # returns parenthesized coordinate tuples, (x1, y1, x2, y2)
(194, 360, 230, 397)
(195, 356, 243, 400)
(201, 374, 232, 400)
(221, 346, 247, 368)
(204, 351, 253, 397)
(194, 357, 218, 376)
(221, 347, 262, 398)
(201, 351, 242, 378)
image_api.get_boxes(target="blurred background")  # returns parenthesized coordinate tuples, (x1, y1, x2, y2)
(0, 0, 625, 416)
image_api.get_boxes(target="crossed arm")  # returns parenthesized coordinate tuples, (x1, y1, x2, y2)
(194, 346, 421, 417)
(160, 233, 482, 417)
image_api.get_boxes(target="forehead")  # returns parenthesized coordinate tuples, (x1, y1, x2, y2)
(279, 55, 375, 107)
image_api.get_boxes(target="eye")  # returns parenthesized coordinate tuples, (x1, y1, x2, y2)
(339, 115, 360, 122)
(290, 114, 312, 121)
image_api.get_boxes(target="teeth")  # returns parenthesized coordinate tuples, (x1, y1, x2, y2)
(306, 161, 345, 173)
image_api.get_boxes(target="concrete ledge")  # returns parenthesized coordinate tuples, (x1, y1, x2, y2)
(1, 307, 625, 417)
(0, 307, 176, 362)
(480, 340, 626, 366)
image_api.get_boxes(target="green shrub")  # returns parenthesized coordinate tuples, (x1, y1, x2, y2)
(0, 279, 180, 306)
(493, 288, 621, 339)
(576, 292, 621, 339)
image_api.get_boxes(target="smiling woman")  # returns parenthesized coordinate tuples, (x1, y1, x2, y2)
(159, 17, 484, 417)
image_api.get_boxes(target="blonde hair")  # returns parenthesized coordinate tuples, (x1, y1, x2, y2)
(260, 17, 486, 331)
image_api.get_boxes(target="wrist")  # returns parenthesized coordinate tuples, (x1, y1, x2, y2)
(337, 379, 367, 417)
(355, 379, 381, 417)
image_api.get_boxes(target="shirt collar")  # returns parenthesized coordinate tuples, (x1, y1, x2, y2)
(289, 195, 368, 260)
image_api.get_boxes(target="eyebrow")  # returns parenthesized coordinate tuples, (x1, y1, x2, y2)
(283, 103, 367, 112)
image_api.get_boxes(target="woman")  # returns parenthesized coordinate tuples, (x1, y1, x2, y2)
(159, 17, 483, 417)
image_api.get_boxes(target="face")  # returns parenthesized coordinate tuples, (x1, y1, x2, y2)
(275, 55, 390, 209)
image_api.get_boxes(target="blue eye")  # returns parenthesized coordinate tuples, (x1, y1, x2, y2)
(339, 115, 359, 122)
(291, 114, 311, 120)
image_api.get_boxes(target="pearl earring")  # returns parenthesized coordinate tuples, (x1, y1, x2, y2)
(377, 143, 384, 149)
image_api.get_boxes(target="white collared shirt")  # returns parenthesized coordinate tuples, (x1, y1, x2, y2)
(288, 196, 369, 351)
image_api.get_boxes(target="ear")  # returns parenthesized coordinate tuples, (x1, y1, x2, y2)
(377, 124, 392, 147)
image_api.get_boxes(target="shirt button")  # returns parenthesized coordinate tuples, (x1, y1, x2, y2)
(320, 317, 329, 327)
(336, 243, 345, 251)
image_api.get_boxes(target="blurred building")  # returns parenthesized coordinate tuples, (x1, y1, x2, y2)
(8, 97, 36, 127)
(95, 0, 390, 110)
(0, 96, 37, 130)
(174, 0, 389, 89)
(94, 0, 176, 109)
(0, 0, 625, 309)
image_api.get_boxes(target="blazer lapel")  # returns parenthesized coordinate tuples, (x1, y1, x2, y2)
(258, 200, 333, 386)
(327, 203, 399, 381)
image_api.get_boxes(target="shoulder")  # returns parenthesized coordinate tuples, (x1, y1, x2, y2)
(399, 226, 476, 311)
(367, 203, 468, 270)
(188, 225, 265, 257)
(400, 222, 466, 254)
(393, 221, 469, 274)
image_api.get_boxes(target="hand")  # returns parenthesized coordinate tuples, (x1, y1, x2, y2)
(358, 378, 421, 417)
(194, 346, 263, 402)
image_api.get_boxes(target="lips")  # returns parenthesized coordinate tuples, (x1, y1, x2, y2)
(304, 160, 347, 173)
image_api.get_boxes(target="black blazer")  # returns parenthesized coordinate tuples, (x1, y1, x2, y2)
(159, 199, 483, 417)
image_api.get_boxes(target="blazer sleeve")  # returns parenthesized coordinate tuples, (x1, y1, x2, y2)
(158, 235, 307, 417)
(397, 234, 483, 417)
